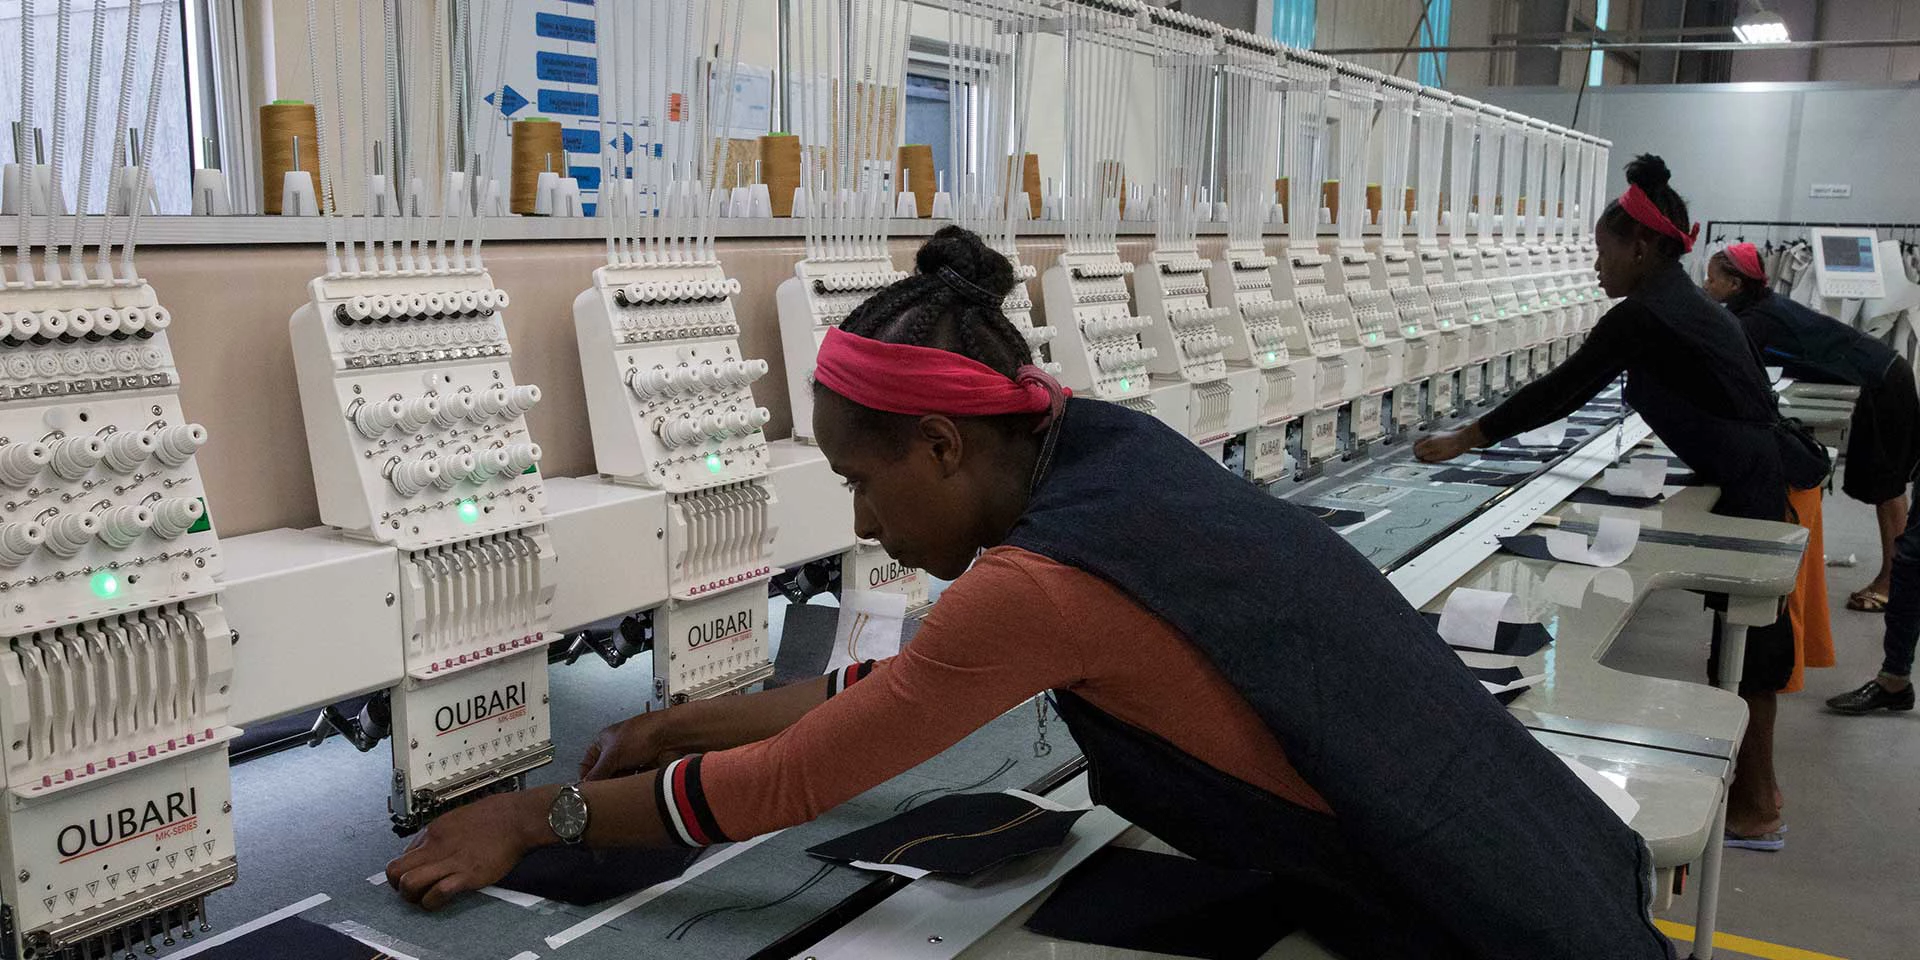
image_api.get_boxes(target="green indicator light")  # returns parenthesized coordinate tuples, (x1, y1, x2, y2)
(1120, 378, 1132, 392)
(89, 570, 120, 600)
(1265, 352, 1278, 363)
(1406, 325, 1417, 334)
(705, 454, 723, 474)
(1497, 309, 1508, 317)
(1471, 314, 1481, 322)
(1368, 333, 1378, 342)
(457, 499, 480, 524)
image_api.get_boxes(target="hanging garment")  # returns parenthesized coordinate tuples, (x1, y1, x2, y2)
(1006, 399, 1673, 960)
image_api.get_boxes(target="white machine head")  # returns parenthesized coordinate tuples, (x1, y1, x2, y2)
(1811, 227, 1886, 301)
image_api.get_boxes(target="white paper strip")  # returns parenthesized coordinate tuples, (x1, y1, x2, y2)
(1481, 672, 1546, 697)
(1599, 458, 1665, 498)
(826, 589, 911, 673)
(1514, 422, 1568, 447)
(1558, 755, 1642, 825)
(1543, 516, 1640, 567)
(1436, 588, 1519, 651)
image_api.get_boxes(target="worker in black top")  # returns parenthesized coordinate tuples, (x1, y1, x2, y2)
(1705, 244, 1920, 717)
(1416, 155, 1825, 850)
(1705, 242, 1920, 615)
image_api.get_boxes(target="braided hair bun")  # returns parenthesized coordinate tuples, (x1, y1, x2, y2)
(1623, 154, 1672, 193)
(915, 225, 1019, 301)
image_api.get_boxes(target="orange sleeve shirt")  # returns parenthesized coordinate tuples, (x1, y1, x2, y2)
(655, 545, 1330, 847)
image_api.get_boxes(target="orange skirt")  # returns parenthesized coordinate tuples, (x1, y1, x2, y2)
(1784, 485, 1836, 693)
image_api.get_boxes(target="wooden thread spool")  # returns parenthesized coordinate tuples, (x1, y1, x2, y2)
(1276, 177, 1289, 223)
(510, 117, 565, 215)
(1365, 183, 1382, 224)
(1021, 153, 1041, 219)
(1405, 187, 1417, 219)
(1322, 180, 1339, 223)
(259, 101, 320, 215)
(760, 134, 801, 218)
(897, 144, 935, 218)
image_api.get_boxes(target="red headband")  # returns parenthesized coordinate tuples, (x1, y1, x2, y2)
(1724, 242, 1766, 282)
(1617, 184, 1698, 253)
(814, 326, 1067, 429)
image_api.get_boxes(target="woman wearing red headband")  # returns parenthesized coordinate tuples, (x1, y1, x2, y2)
(1416, 156, 1828, 851)
(1706, 243, 1920, 714)
(1707, 243, 1918, 615)
(386, 227, 1672, 958)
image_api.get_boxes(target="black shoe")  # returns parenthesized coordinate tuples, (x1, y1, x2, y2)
(1826, 680, 1916, 715)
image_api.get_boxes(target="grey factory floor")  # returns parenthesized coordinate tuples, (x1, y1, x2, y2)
(1605, 480, 1920, 960)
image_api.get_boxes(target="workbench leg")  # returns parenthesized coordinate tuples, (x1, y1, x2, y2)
(1692, 785, 1729, 959)
(1713, 613, 1748, 693)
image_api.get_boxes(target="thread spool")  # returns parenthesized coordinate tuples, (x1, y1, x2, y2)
(1276, 177, 1289, 223)
(1020, 153, 1041, 219)
(511, 118, 565, 215)
(1322, 181, 1339, 223)
(896, 144, 934, 218)
(1405, 187, 1417, 219)
(760, 134, 800, 218)
(1365, 184, 1382, 224)
(259, 101, 320, 215)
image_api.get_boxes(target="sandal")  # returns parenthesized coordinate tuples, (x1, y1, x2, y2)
(1847, 589, 1890, 613)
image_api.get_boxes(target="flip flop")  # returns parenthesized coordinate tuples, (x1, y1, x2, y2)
(1847, 589, 1889, 613)
(1724, 829, 1785, 852)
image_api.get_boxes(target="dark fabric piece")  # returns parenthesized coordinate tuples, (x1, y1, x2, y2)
(1420, 612, 1555, 657)
(770, 603, 839, 688)
(806, 792, 1085, 876)
(1467, 666, 1533, 705)
(1433, 467, 1529, 488)
(1884, 477, 1920, 676)
(1496, 535, 1558, 562)
(187, 917, 386, 960)
(1470, 448, 1562, 462)
(1023, 846, 1299, 960)
(1564, 487, 1666, 509)
(1667, 470, 1706, 486)
(1305, 506, 1367, 528)
(1052, 691, 1471, 960)
(1728, 286, 1899, 389)
(1475, 263, 1790, 521)
(497, 845, 702, 906)
(1005, 399, 1672, 960)
(1842, 361, 1920, 505)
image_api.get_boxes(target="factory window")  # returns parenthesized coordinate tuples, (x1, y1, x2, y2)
(903, 69, 959, 198)
(0, 0, 194, 213)
(1419, 0, 1450, 87)
(1588, 0, 1610, 85)
(1271, 0, 1316, 50)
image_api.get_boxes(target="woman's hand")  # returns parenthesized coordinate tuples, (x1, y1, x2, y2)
(580, 709, 682, 781)
(1414, 423, 1486, 463)
(387, 789, 551, 911)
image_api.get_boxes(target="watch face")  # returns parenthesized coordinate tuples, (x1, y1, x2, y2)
(549, 788, 589, 841)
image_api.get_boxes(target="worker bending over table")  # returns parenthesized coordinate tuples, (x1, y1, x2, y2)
(388, 228, 1672, 959)
(1417, 156, 1828, 851)
(1706, 241, 1920, 617)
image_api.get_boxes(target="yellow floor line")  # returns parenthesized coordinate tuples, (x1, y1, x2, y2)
(1653, 919, 1851, 960)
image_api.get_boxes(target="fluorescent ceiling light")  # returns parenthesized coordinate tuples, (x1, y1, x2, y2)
(1734, 9, 1790, 44)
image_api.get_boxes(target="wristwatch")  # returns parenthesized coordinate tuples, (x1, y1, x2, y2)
(547, 784, 590, 845)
